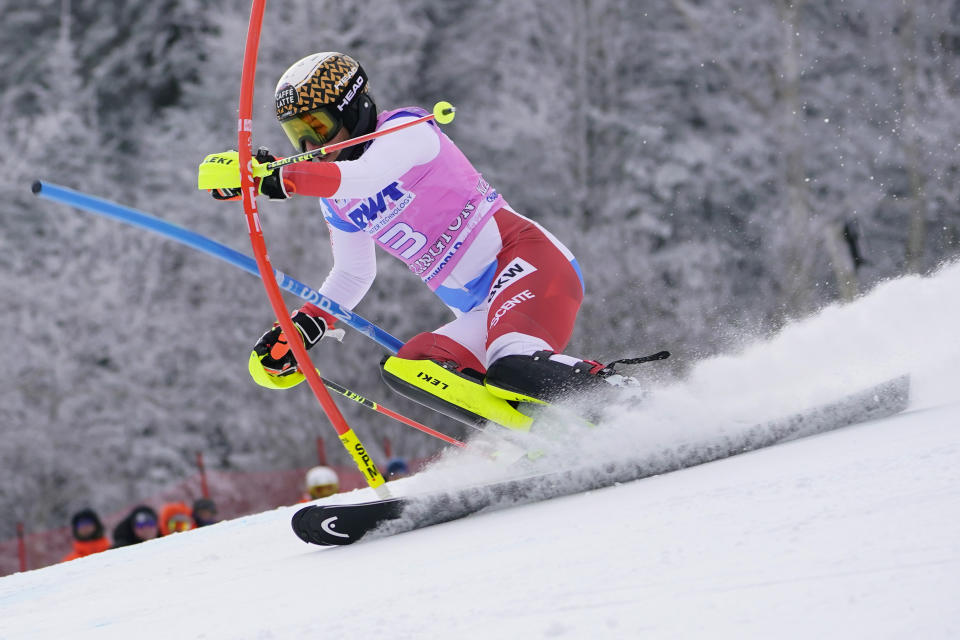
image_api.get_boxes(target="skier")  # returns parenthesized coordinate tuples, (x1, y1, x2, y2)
(199, 52, 655, 429)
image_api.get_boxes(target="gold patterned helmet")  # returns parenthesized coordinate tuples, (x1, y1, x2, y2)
(274, 52, 377, 159)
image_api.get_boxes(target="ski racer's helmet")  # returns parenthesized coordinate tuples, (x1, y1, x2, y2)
(274, 52, 377, 160)
(305, 465, 340, 500)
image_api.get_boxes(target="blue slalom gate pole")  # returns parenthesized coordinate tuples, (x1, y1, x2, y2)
(31, 180, 405, 354)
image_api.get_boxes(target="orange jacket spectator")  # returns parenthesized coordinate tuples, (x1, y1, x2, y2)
(62, 508, 111, 562)
(159, 502, 196, 535)
(63, 537, 111, 561)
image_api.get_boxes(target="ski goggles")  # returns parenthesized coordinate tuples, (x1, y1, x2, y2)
(166, 514, 194, 533)
(133, 516, 157, 530)
(279, 107, 343, 152)
(74, 517, 99, 536)
(308, 483, 338, 499)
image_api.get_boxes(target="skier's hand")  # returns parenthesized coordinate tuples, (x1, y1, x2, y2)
(250, 148, 291, 200)
(248, 304, 345, 389)
(197, 148, 290, 201)
(198, 150, 245, 201)
(210, 187, 241, 201)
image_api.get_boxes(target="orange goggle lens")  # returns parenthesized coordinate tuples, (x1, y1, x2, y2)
(167, 515, 194, 533)
(308, 484, 338, 499)
(279, 108, 342, 152)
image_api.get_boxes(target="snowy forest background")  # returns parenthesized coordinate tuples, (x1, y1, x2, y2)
(1, 0, 958, 539)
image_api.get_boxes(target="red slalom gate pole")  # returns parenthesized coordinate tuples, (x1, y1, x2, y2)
(16, 522, 26, 572)
(316, 437, 328, 466)
(238, 0, 388, 496)
(196, 452, 210, 499)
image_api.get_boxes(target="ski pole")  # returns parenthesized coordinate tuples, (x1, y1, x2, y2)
(31, 181, 463, 448)
(319, 376, 465, 448)
(239, 0, 390, 498)
(31, 181, 405, 354)
(266, 101, 456, 171)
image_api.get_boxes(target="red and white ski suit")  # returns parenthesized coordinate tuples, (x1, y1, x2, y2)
(278, 107, 585, 372)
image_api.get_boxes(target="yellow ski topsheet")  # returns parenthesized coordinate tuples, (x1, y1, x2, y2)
(382, 357, 535, 431)
(483, 381, 548, 405)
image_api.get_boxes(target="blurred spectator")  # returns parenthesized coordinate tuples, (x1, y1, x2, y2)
(192, 498, 219, 527)
(112, 505, 160, 548)
(302, 465, 339, 501)
(159, 502, 196, 535)
(61, 508, 111, 562)
(386, 457, 410, 479)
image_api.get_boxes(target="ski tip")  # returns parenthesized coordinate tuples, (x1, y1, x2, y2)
(31, 181, 42, 195)
(290, 506, 323, 545)
(291, 505, 340, 547)
(292, 500, 406, 546)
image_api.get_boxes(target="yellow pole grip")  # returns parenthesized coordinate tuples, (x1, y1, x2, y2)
(339, 429, 386, 489)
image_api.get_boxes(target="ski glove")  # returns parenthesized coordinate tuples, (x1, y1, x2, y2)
(197, 148, 291, 201)
(248, 148, 290, 200)
(248, 304, 345, 390)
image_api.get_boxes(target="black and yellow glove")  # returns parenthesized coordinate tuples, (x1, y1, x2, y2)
(248, 305, 345, 389)
(198, 148, 290, 201)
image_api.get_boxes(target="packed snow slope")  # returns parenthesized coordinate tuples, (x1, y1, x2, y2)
(2, 262, 959, 639)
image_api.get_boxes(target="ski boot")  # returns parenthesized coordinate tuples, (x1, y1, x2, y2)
(483, 350, 670, 405)
(380, 350, 669, 427)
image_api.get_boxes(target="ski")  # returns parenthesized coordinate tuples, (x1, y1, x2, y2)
(293, 375, 910, 546)
(291, 496, 406, 545)
(292, 468, 577, 546)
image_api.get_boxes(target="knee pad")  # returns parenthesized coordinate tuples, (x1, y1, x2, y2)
(398, 332, 486, 373)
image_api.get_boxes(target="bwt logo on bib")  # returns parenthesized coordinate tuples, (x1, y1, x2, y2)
(487, 258, 537, 304)
(346, 182, 408, 230)
(340, 182, 424, 258)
